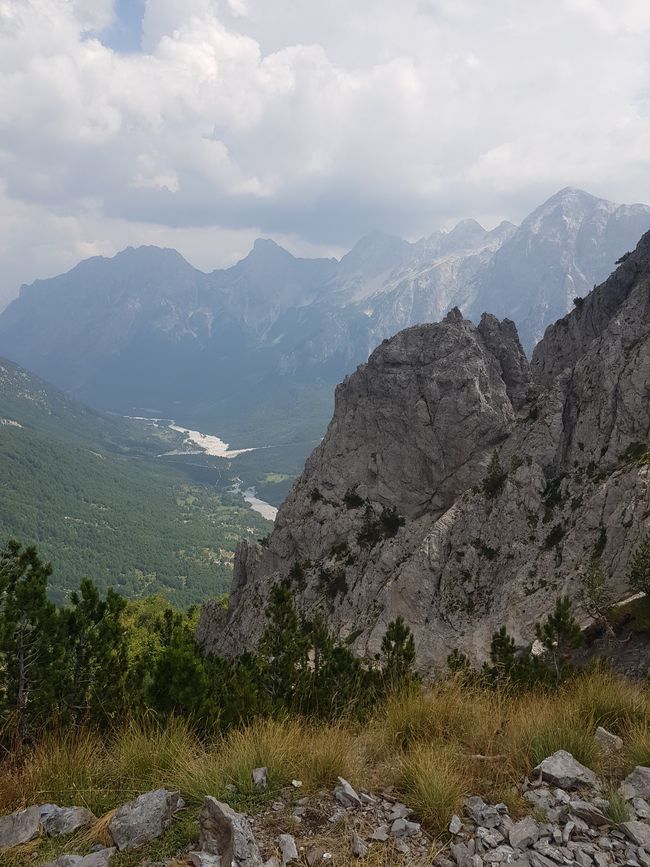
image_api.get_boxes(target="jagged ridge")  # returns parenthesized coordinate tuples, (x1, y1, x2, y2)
(198, 231, 650, 670)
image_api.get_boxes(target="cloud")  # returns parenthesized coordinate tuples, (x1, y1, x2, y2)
(0, 0, 650, 301)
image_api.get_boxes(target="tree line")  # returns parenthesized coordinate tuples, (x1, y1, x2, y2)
(2, 529, 649, 752)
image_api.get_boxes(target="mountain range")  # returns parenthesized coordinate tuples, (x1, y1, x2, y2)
(1, 187, 649, 478)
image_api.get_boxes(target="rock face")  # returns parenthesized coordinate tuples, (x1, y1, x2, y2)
(198, 231, 650, 670)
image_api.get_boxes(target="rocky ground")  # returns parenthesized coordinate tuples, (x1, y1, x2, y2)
(4, 728, 650, 867)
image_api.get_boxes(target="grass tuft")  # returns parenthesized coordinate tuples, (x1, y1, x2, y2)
(604, 787, 630, 824)
(395, 743, 469, 837)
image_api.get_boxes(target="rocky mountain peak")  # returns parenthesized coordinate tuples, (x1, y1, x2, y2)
(199, 230, 650, 670)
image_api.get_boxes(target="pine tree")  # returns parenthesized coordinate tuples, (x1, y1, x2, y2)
(486, 626, 518, 683)
(579, 563, 615, 638)
(380, 616, 417, 688)
(535, 596, 582, 684)
(628, 533, 650, 595)
(0, 540, 64, 749)
(258, 580, 310, 711)
(60, 580, 128, 725)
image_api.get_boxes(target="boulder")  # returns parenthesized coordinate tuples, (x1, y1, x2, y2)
(108, 788, 184, 851)
(594, 727, 623, 754)
(622, 821, 650, 849)
(621, 768, 650, 801)
(198, 796, 263, 866)
(533, 751, 598, 790)
(40, 805, 96, 836)
(43, 849, 115, 867)
(0, 805, 42, 849)
(509, 816, 540, 850)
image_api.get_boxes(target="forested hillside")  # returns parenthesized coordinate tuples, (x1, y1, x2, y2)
(0, 357, 270, 604)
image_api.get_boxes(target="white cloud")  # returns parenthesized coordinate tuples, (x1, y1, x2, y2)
(0, 0, 650, 302)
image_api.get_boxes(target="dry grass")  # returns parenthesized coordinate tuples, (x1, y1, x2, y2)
(394, 742, 470, 836)
(0, 669, 648, 863)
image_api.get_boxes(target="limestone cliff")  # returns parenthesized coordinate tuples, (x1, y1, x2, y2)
(198, 232, 650, 670)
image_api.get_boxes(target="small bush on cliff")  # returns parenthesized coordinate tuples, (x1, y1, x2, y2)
(482, 451, 507, 499)
(628, 533, 650, 595)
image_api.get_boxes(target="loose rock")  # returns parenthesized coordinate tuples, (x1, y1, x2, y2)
(199, 796, 263, 866)
(0, 805, 42, 850)
(43, 850, 116, 867)
(253, 768, 268, 790)
(621, 822, 650, 850)
(510, 817, 540, 850)
(621, 769, 650, 801)
(108, 789, 184, 852)
(40, 805, 96, 837)
(277, 833, 299, 865)
(334, 778, 362, 809)
(350, 832, 369, 858)
(534, 751, 598, 790)
(570, 800, 609, 827)
(595, 728, 623, 755)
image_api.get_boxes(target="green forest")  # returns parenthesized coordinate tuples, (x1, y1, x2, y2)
(0, 356, 272, 605)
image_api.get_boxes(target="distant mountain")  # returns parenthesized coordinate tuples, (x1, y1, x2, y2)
(0, 356, 270, 604)
(468, 187, 650, 347)
(1, 188, 648, 468)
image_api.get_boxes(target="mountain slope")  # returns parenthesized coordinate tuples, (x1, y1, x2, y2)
(198, 230, 650, 669)
(0, 357, 271, 605)
(469, 187, 650, 348)
(1, 188, 648, 468)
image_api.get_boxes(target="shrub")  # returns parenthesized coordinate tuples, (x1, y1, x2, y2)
(483, 452, 507, 499)
(343, 488, 364, 509)
(628, 534, 650, 595)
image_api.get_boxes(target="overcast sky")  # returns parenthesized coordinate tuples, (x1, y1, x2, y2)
(1, 0, 650, 307)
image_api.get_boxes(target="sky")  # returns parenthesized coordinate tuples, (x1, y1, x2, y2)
(1, 0, 650, 307)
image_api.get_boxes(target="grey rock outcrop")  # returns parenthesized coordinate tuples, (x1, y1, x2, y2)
(534, 751, 598, 790)
(197, 796, 263, 867)
(40, 805, 95, 837)
(621, 768, 650, 801)
(199, 230, 650, 669)
(0, 805, 42, 849)
(108, 788, 184, 851)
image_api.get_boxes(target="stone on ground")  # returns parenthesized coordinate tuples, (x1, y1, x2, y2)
(334, 777, 362, 809)
(43, 849, 115, 867)
(622, 821, 650, 849)
(509, 816, 540, 849)
(40, 805, 96, 836)
(621, 768, 650, 801)
(594, 727, 623, 754)
(277, 833, 299, 865)
(0, 805, 42, 849)
(533, 751, 598, 789)
(108, 788, 184, 851)
(198, 796, 263, 867)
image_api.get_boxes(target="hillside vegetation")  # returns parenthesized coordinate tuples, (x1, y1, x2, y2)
(2, 671, 650, 866)
(0, 357, 271, 604)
